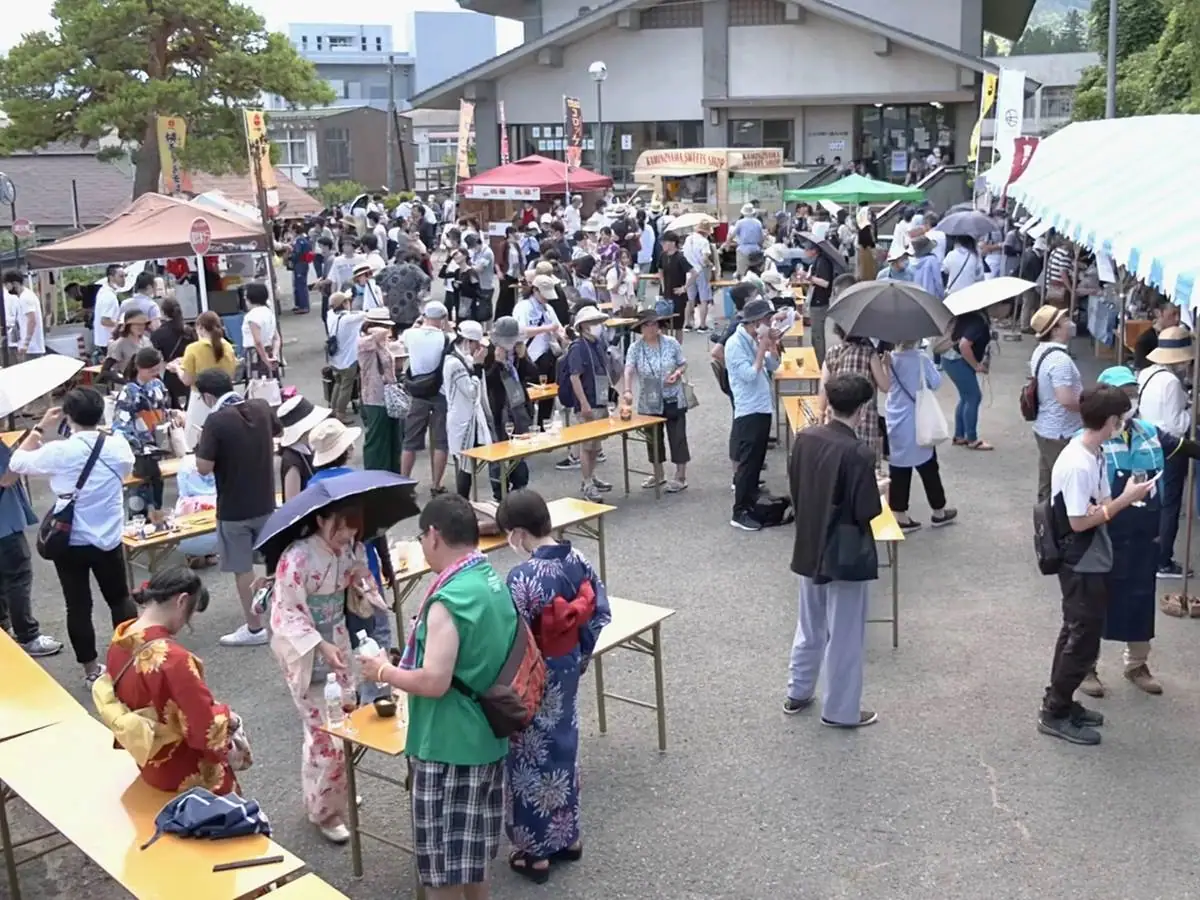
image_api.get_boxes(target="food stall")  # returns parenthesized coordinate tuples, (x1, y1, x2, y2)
(630, 147, 802, 231)
(457, 154, 611, 232)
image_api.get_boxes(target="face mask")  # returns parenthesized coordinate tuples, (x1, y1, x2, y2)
(756, 323, 771, 338)
(586, 324, 603, 338)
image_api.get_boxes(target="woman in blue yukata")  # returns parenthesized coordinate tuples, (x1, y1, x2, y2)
(1084, 367, 1200, 697)
(495, 489, 611, 884)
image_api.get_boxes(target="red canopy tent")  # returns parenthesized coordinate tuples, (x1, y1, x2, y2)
(457, 155, 611, 199)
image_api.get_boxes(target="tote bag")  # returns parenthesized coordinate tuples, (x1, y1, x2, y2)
(914, 361, 950, 447)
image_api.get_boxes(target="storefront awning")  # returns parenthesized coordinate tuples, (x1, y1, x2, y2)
(636, 165, 720, 179)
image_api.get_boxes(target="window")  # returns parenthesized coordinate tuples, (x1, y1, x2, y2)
(274, 129, 308, 166)
(300, 36, 308, 48)
(323, 128, 352, 178)
(375, 37, 382, 51)
(729, 119, 763, 147)
(729, 118, 793, 159)
(345, 81, 362, 100)
(368, 84, 389, 101)
(361, 36, 367, 51)
(316, 36, 322, 50)
(1041, 87, 1074, 120)
(424, 139, 458, 167)
(643, 0, 701, 28)
(328, 35, 354, 49)
(730, 0, 784, 26)
(854, 104, 953, 182)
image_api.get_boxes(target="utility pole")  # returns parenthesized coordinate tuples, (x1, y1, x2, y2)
(386, 54, 396, 191)
(1105, 0, 1118, 118)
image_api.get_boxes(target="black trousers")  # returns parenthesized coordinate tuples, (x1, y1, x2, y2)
(888, 452, 947, 513)
(1042, 567, 1107, 718)
(730, 413, 772, 517)
(495, 277, 519, 321)
(647, 407, 691, 465)
(533, 352, 558, 428)
(0, 533, 37, 644)
(52, 543, 136, 665)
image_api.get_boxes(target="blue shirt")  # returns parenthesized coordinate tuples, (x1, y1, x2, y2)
(910, 254, 944, 300)
(731, 217, 764, 253)
(309, 467, 383, 588)
(876, 264, 915, 283)
(565, 337, 607, 409)
(725, 326, 778, 418)
(0, 443, 35, 540)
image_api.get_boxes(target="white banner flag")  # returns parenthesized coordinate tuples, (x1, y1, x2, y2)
(992, 68, 1026, 167)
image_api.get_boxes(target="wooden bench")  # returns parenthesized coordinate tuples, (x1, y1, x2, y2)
(591, 597, 676, 752)
(870, 507, 906, 648)
(781, 317, 806, 347)
(122, 509, 217, 585)
(782, 396, 825, 455)
(269, 873, 351, 898)
(773, 346, 822, 439)
(462, 413, 667, 500)
(0, 632, 89, 743)
(387, 497, 615, 627)
(0, 716, 304, 900)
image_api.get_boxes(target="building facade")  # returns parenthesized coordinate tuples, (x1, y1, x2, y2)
(981, 51, 1098, 143)
(411, 12, 500, 95)
(404, 109, 478, 195)
(266, 106, 414, 192)
(410, 0, 1035, 185)
(267, 24, 415, 112)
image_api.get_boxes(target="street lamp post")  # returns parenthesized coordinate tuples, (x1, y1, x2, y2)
(588, 60, 608, 175)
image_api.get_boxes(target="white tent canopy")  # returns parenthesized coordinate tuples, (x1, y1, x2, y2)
(1004, 115, 1200, 306)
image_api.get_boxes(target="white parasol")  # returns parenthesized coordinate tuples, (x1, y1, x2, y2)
(0, 355, 84, 418)
(664, 212, 718, 233)
(943, 277, 1037, 317)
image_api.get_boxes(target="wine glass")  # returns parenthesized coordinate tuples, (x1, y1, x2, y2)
(1131, 469, 1148, 507)
(505, 420, 515, 441)
(340, 685, 358, 736)
(538, 374, 548, 386)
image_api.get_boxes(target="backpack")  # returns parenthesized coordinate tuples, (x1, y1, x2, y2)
(325, 312, 343, 357)
(1019, 346, 1067, 422)
(404, 336, 453, 400)
(1032, 497, 1062, 575)
(453, 598, 546, 738)
(557, 338, 597, 409)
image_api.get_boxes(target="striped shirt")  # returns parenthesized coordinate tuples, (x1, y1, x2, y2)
(1031, 342, 1082, 439)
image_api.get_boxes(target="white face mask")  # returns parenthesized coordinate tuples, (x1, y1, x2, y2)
(586, 323, 603, 338)
(756, 323, 771, 339)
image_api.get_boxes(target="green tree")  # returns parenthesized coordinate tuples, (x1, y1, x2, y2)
(0, 0, 335, 198)
(1011, 25, 1059, 54)
(984, 33, 1001, 56)
(1090, 0, 1168, 60)
(1059, 8, 1089, 51)
(312, 181, 366, 209)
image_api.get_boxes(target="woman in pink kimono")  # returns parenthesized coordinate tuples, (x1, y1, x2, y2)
(268, 499, 385, 844)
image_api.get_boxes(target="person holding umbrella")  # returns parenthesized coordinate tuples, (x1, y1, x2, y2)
(260, 470, 417, 843)
(821, 326, 890, 467)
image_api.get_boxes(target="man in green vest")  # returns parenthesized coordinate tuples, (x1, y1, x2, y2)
(361, 493, 516, 898)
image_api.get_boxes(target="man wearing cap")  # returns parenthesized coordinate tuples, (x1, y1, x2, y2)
(325, 291, 366, 423)
(400, 301, 452, 493)
(682, 221, 715, 333)
(875, 244, 915, 283)
(725, 297, 780, 531)
(1030, 305, 1083, 502)
(1137, 325, 1194, 579)
(444, 320, 509, 498)
(908, 236, 944, 300)
(565, 306, 614, 502)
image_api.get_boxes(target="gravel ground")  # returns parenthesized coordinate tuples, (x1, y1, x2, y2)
(6, 280, 1200, 900)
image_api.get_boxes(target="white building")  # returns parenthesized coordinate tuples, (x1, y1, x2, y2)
(982, 51, 1099, 142)
(409, 0, 1035, 185)
(404, 109, 477, 194)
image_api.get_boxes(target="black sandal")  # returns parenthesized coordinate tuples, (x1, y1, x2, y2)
(509, 851, 550, 884)
(551, 844, 583, 863)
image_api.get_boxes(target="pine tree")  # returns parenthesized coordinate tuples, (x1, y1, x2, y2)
(1059, 8, 1088, 52)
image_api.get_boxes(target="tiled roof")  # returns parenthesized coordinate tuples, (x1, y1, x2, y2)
(0, 153, 133, 227)
(187, 169, 323, 217)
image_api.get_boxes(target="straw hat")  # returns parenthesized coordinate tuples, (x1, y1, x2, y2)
(364, 307, 394, 327)
(277, 395, 331, 448)
(352, 263, 373, 279)
(740, 203, 756, 217)
(329, 290, 352, 308)
(1031, 305, 1069, 339)
(573, 305, 608, 327)
(310, 419, 362, 467)
(1147, 326, 1193, 365)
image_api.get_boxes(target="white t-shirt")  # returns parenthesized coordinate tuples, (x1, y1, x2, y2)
(562, 206, 582, 235)
(683, 233, 711, 270)
(1050, 435, 1113, 573)
(942, 246, 985, 294)
(892, 220, 913, 251)
(94, 284, 121, 348)
(242, 305, 277, 354)
(10, 431, 134, 551)
(373, 223, 388, 252)
(325, 309, 366, 370)
(360, 280, 384, 311)
(606, 266, 638, 303)
(405, 325, 449, 376)
(514, 298, 562, 362)
(13, 288, 44, 354)
(366, 251, 387, 276)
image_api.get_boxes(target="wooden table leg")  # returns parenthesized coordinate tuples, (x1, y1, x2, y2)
(593, 654, 608, 735)
(597, 516, 608, 583)
(621, 433, 630, 495)
(651, 624, 667, 752)
(890, 541, 900, 649)
(0, 784, 22, 900)
(344, 741, 364, 878)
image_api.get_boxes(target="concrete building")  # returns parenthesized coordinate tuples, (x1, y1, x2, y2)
(404, 108, 477, 194)
(268, 24, 415, 111)
(266, 106, 414, 192)
(409, 0, 1035, 184)
(411, 12, 499, 95)
(982, 51, 1098, 143)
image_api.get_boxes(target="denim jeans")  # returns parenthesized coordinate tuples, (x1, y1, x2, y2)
(942, 356, 981, 442)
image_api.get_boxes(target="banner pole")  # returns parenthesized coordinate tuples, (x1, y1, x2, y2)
(563, 95, 570, 206)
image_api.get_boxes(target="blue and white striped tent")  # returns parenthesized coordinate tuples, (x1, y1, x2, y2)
(986, 115, 1200, 307)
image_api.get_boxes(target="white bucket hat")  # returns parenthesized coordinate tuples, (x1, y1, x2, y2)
(573, 305, 608, 328)
(457, 320, 484, 343)
(309, 419, 362, 468)
(277, 396, 332, 448)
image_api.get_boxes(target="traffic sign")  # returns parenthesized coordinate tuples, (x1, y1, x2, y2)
(0, 175, 14, 206)
(189, 216, 212, 256)
(11, 218, 34, 239)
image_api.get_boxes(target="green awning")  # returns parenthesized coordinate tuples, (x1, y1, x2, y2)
(783, 174, 925, 205)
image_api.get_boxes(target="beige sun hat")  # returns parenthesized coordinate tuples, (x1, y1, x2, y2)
(573, 305, 608, 327)
(277, 395, 331, 448)
(310, 419, 363, 467)
(1147, 326, 1193, 365)
(1031, 305, 1070, 338)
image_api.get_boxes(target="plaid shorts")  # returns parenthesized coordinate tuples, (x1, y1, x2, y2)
(410, 758, 504, 888)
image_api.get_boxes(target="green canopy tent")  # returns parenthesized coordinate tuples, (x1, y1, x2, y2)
(783, 174, 925, 205)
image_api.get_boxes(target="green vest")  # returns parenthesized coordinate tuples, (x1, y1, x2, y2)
(405, 560, 516, 765)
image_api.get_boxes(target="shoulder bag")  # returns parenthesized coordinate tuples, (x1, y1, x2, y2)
(1019, 346, 1067, 422)
(816, 458, 879, 582)
(892, 360, 948, 447)
(37, 435, 106, 561)
(377, 354, 411, 419)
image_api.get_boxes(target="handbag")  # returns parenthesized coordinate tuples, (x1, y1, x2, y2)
(377, 355, 410, 419)
(682, 379, 700, 410)
(247, 376, 281, 407)
(913, 363, 949, 447)
(36, 435, 106, 561)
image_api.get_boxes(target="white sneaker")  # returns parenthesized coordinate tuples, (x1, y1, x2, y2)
(22, 634, 63, 657)
(319, 822, 351, 844)
(218, 624, 269, 647)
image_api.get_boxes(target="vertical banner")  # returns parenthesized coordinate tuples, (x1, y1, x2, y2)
(992, 68, 1027, 167)
(156, 116, 191, 195)
(243, 109, 278, 192)
(564, 96, 583, 168)
(498, 100, 510, 165)
(456, 99, 475, 179)
(967, 72, 998, 163)
(1004, 135, 1040, 196)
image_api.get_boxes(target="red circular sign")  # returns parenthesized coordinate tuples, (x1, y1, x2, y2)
(188, 216, 212, 256)
(11, 218, 34, 239)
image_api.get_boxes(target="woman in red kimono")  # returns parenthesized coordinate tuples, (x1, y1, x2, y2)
(100, 567, 243, 795)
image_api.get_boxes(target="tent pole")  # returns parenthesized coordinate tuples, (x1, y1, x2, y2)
(1179, 320, 1200, 605)
(1115, 272, 1126, 366)
(197, 256, 209, 314)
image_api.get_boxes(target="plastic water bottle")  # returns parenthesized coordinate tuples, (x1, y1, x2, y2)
(355, 630, 387, 694)
(324, 673, 345, 729)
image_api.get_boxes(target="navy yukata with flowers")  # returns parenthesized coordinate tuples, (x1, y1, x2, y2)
(504, 542, 610, 859)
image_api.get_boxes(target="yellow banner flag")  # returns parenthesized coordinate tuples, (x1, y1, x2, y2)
(156, 116, 191, 195)
(456, 100, 475, 180)
(968, 72, 999, 163)
(243, 109, 278, 193)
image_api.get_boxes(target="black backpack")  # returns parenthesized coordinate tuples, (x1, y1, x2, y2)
(404, 336, 454, 400)
(1032, 497, 1062, 575)
(325, 312, 343, 357)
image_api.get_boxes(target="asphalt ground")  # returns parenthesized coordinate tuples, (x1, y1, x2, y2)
(6, 283, 1200, 900)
